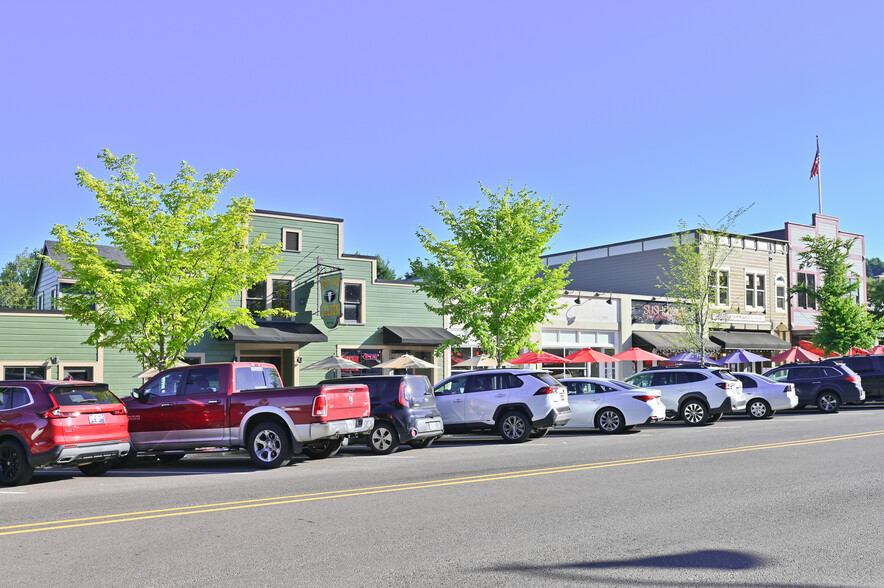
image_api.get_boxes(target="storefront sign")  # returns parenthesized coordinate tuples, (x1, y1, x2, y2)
(320, 273, 342, 328)
(632, 300, 678, 325)
(725, 313, 768, 324)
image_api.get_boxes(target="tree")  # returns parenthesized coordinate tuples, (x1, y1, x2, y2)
(48, 149, 286, 371)
(0, 248, 41, 309)
(866, 256, 884, 278)
(869, 278, 884, 320)
(791, 235, 884, 354)
(375, 255, 398, 280)
(409, 182, 571, 367)
(658, 207, 751, 363)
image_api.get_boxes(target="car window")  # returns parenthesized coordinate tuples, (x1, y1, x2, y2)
(51, 385, 121, 406)
(435, 377, 466, 395)
(735, 375, 757, 389)
(143, 371, 184, 397)
(752, 374, 780, 385)
(183, 367, 221, 395)
(0, 386, 32, 410)
(765, 368, 789, 381)
(611, 380, 638, 389)
(820, 367, 843, 378)
(680, 372, 706, 384)
(466, 374, 495, 393)
(566, 382, 593, 395)
(626, 373, 654, 387)
(530, 373, 561, 387)
(794, 367, 823, 379)
(711, 370, 737, 381)
(652, 372, 679, 387)
(235, 366, 281, 390)
(596, 384, 617, 393)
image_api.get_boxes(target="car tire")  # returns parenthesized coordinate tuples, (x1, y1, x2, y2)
(367, 422, 400, 455)
(816, 392, 841, 413)
(78, 461, 112, 476)
(247, 421, 292, 469)
(0, 440, 34, 486)
(529, 428, 550, 438)
(302, 438, 344, 459)
(707, 412, 723, 423)
(408, 437, 436, 449)
(498, 410, 532, 443)
(595, 408, 626, 434)
(747, 399, 772, 419)
(680, 399, 709, 426)
(157, 453, 186, 463)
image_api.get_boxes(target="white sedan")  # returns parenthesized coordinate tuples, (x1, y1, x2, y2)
(559, 378, 665, 433)
(731, 372, 798, 419)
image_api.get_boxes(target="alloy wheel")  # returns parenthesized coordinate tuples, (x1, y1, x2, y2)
(598, 410, 621, 432)
(252, 428, 283, 463)
(683, 403, 705, 424)
(502, 415, 526, 440)
(371, 427, 394, 452)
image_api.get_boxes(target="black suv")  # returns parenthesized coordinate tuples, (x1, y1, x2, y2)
(763, 362, 865, 412)
(320, 375, 444, 454)
(820, 355, 884, 402)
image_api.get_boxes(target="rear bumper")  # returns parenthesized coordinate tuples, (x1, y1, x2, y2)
(30, 439, 131, 467)
(534, 407, 572, 428)
(309, 417, 374, 441)
(407, 416, 444, 441)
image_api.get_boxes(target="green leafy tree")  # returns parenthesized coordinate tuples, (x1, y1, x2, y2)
(409, 182, 571, 367)
(375, 255, 398, 280)
(48, 149, 286, 371)
(869, 278, 884, 320)
(0, 248, 41, 309)
(866, 256, 884, 278)
(658, 207, 751, 363)
(791, 235, 884, 354)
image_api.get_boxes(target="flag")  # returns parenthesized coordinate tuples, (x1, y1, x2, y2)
(809, 145, 820, 179)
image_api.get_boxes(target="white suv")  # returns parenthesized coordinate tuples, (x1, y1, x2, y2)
(625, 366, 746, 425)
(432, 369, 571, 442)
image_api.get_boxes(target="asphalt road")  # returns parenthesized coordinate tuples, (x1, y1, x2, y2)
(3, 406, 884, 588)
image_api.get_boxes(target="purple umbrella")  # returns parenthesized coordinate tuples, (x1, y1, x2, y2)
(721, 349, 767, 364)
(667, 352, 724, 366)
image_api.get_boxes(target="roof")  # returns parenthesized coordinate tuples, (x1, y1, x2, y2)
(42, 240, 132, 273)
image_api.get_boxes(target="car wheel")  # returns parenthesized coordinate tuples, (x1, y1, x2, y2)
(408, 437, 436, 449)
(498, 411, 532, 443)
(529, 428, 550, 438)
(247, 421, 292, 468)
(747, 399, 772, 419)
(367, 422, 400, 455)
(78, 461, 112, 476)
(595, 408, 626, 434)
(157, 453, 186, 463)
(302, 438, 344, 459)
(0, 440, 33, 486)
(816, 392, 841, 413)
(680, 399, 709, 426)
(707, 412, 723, 423)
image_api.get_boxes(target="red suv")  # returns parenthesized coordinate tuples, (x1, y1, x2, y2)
(0, 381, 131, 486)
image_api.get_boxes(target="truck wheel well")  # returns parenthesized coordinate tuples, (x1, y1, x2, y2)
(245, 414, 292, 446)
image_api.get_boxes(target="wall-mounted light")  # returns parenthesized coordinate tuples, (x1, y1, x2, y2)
(605, 293, 613, 305)
(50, 357, 58, 365)
(574, 295, 583, 305)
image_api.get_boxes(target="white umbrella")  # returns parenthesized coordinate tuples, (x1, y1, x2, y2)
(374, 354, 437, 370)
(455, 354, 511, 368)
(303, 355, 370, 371)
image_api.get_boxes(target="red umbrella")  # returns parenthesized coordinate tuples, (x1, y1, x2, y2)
(509, 351, 572, 364)
(848, 347, 871, 356)
(770, 346, 821, 363)
(797, 340, 839, 358)
(565, 348, 620, 363)
(611, 347, 668, 362)
(869, 345, 884, 355)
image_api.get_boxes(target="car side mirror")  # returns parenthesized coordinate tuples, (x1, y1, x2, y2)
(130, 388, 141, 400)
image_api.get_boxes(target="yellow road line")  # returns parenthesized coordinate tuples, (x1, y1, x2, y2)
(3, 429, 883, 536)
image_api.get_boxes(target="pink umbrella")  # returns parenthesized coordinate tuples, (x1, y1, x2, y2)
(869, 345, 884, 355)
(612, 347, 668, 362)
(509, 351, 572, 364)
(565, 348, 620, 363)
(770, 346, 821, 363)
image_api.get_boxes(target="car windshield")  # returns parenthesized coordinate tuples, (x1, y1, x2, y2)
(531, 372, 562, 387)
(610, 380, 638, 389)
(711, 369, 738, 381)
(750, 374, 779, 385)
(51, 385, 121, 406)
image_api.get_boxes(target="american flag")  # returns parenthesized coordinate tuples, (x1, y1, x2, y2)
(809, 145, 820, 179)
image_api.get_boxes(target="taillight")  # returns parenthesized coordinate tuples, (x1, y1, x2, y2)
(632, 395, 658, 403)
(312, 394, 328, 417)
(42, 396, 63, 418)
(398, 381, 410, 408)
(534, 386, 556, 395)
(111, 406, 127, 415)
(845, 376, 859, 383)
(715, 382, 736, 390)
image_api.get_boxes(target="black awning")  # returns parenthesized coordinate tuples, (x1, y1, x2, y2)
(632, 331, 720, 354)
(382, 326, 457, 346)
(222, 321, 327, 343)
(710, 330, 792, 351)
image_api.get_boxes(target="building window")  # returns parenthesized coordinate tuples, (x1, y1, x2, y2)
(796, 272, 817, 310)
(710, 270, 729, 305)
(282, 229, 301, 252)
(49, 286, 58, 310)
(36, 293, 44, 310)
(775, 276, 787, 311)
(4, 366, 46, 380)
(745, 273, 765, 309)
(246, 281, 267, 316)
(246, 279, 291, 317)
(343, 282, 363, 323)
(271, 279, 292, 312)
(63, 366, 94, 380)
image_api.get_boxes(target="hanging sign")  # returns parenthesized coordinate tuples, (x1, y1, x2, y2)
(320, 273, 342, 328)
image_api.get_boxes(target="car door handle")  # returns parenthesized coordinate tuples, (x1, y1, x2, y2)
(495, 394, 506, 398)
(811, 381, 821, 384)
(161, 403, 174, 407)
(207, 400, 221, 404)
(453, 399, 463, 403)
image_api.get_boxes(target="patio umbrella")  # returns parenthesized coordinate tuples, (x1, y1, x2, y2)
(797, 340, 839, 358)
(456, 354, 510, 368)
(721, 349, 768, 364)
(565, 348, 620, 363)
(869, 345, 884, 355)
(611, 347, 668, 362)
(509, 351, 572, 364)
(848, 347, 871, 356)
(667, 351, 724, 366)
(373, 354, 437, 370)
(302, 355, 370, 371)
(770, 346, 821, 363)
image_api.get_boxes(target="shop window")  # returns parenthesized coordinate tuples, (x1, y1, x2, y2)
(775, 276, 787, 311)
(4, 366, 46, 380)
(282, 228, 301, 252)
(796, 273, 817, 310)
(63, 366, 94, 381)
(343, 282, 363, 323)
(745, 273, 765, 309)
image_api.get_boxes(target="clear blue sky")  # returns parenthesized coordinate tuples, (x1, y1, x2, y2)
(3, 1, 882, 276)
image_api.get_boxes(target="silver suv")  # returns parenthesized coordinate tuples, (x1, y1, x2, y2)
(432, 369, 571, 442)
(625, 366, 746, 425)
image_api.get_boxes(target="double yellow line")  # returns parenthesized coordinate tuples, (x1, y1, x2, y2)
(3, 429, 883, 536)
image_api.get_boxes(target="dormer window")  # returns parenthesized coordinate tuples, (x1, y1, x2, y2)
(282, 228, 302, 252)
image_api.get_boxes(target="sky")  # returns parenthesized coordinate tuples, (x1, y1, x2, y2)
(2, 1, 883, 276)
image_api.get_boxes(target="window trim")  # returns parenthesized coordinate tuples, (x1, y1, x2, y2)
(744, 271, 767, 310)
(281, 228, 302, 253)
(710, 268, 729, 307)
(59, 363, 99, 381)
(0, 386, 34, 411)
(775, 274, 787, 312)
(1, 364, 48, 381)
(341, 279, 366, 325)
(796, 272, 818, 310)
(243, 275, 293, 320)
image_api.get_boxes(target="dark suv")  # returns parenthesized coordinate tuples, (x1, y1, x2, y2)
(820, 355, 884, 402)
(763, 362, 865, 412)
(320, 375, 444, 454)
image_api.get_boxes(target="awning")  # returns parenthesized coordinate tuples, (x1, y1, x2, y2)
(382, 326, 457, 346)
(222, 321, 327, 344)
(632, 331, 721, 354)
(710, 330, 792, 351)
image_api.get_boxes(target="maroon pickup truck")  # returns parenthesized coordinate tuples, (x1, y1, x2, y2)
(124, 362, 373, 468)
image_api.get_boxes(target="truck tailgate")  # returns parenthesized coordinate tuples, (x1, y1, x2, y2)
(321, 384, 371, 420)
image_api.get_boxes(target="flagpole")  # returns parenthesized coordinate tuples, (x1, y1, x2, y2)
(816, 135, 822, 214)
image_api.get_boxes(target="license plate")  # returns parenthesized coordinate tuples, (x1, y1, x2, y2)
(427, 421, 442, 431)
(88, 414, 106, 425)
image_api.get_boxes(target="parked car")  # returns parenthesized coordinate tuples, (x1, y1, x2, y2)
(0, 381, 131, 486)
(731, 372, 798, 419)
(624, 365, 746, 426)
(559, 377, 665, 433)
(124, 362, 373, 467)
(820, 355, 884, 402)
(319, 375, 444, 454)
(763, 362, 864, 412)
(432, 369, 571, 442)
